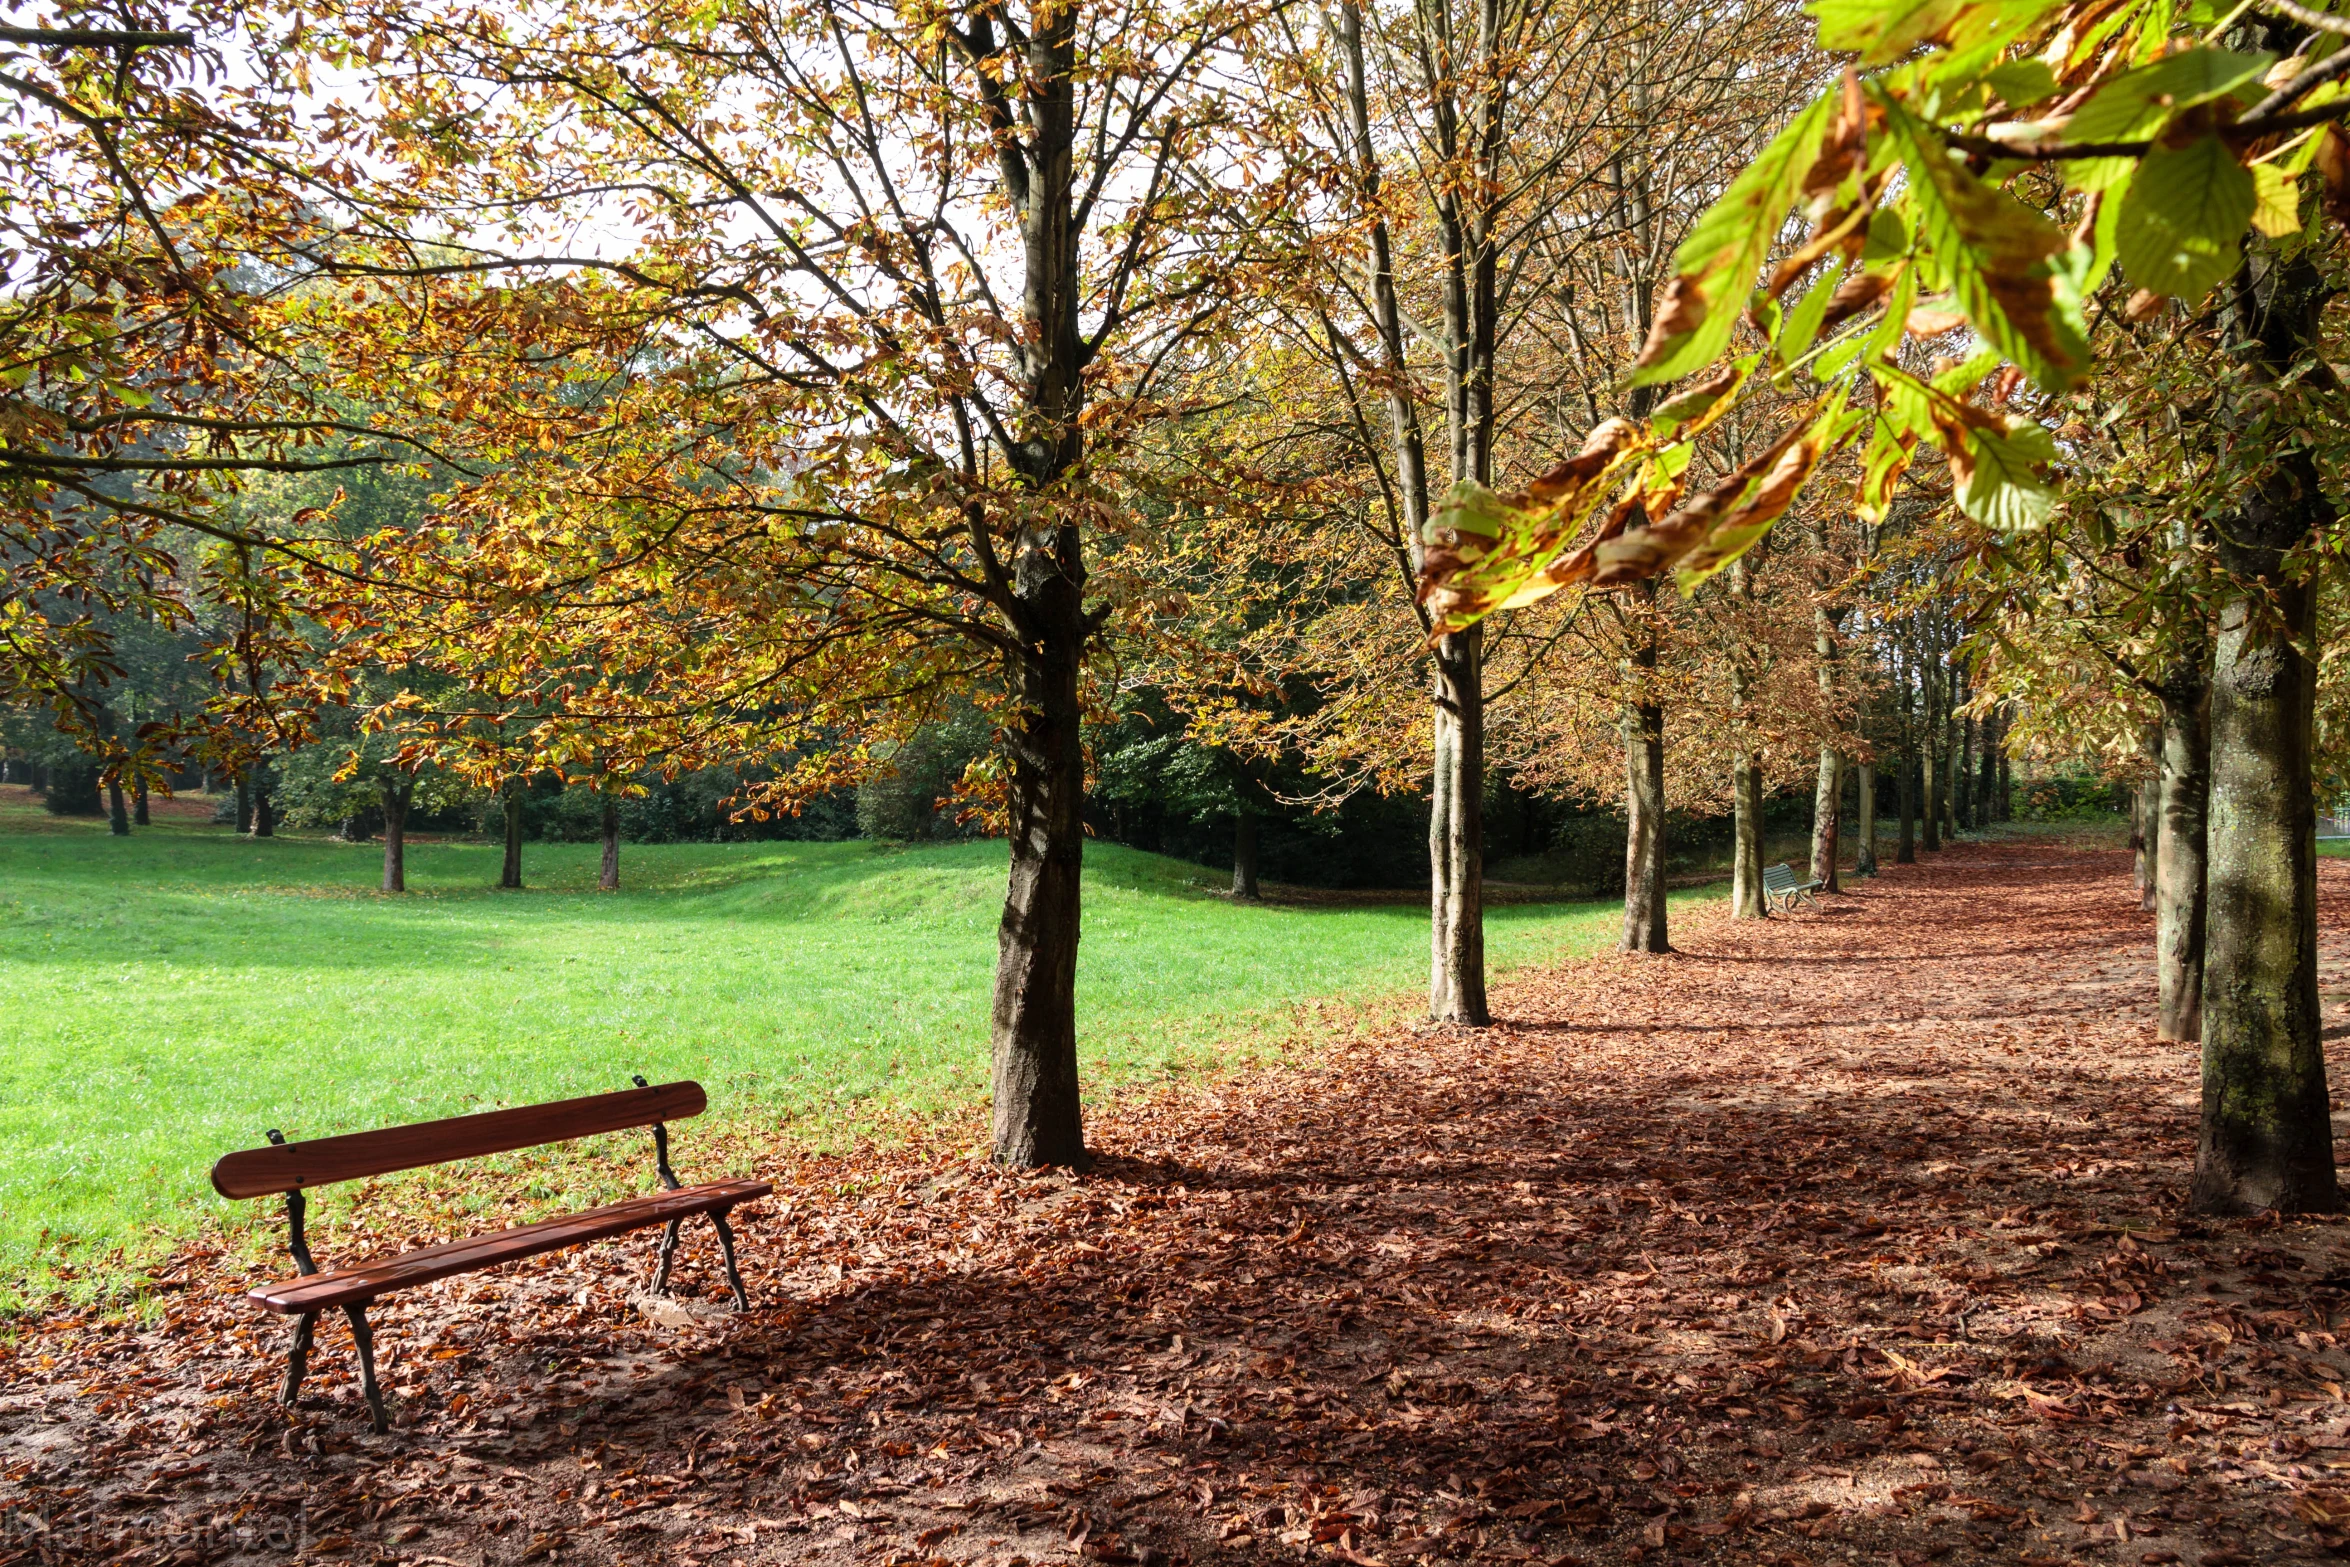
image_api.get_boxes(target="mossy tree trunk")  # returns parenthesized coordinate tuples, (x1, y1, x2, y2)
(2191, 250, 2339, 1216)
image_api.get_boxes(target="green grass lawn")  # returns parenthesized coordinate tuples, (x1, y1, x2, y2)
(0, 791, 1680, 1308)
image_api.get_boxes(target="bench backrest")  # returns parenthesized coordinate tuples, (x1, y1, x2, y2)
(1761, 862, 1799, 892)
(210, 1080, 706, 1199)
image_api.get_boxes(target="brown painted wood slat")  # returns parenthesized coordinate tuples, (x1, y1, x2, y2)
(247, 1178, 771, 1313)
(210, 1081, 708, 1199)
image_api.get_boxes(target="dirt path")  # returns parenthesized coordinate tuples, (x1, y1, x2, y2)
(8, 835, 2350, 1567)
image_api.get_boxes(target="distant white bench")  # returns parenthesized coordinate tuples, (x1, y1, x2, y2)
(1762, 862, 1822, 913)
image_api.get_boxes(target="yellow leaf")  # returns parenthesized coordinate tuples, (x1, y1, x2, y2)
(2252, 161, 2303, 237)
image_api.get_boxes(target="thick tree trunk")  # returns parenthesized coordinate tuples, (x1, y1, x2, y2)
(2134, 729, 2162, 913)
(991, 619, 1089, 1169)
(251, 776, 274, 838)
(380, 777, 410, 893)
(236, 771, 253, 834)
(132, 779, 148, 827)
(2156, 651, 2210, 1043)
(1730, 748, 1765, 918)
(1232, 811, 1260, 900)
(107, 777, 129, 836)
(601, 795, 621, 892)
(1810, 748, 1841, 893)
(1854, 761, 1878, 876)
(500, 782, 523, 889)
(1429, 628, 1489, 1021)
(2192, 407, 2337, 1213)
(1621, 699, 1669, 953)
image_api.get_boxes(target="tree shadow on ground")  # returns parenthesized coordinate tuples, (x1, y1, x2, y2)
(5, 839, 2350, 1567)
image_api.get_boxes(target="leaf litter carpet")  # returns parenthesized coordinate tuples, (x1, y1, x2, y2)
(8, 837, 2350, 1567)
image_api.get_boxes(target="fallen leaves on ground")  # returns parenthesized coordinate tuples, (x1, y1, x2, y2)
(6, 835, 2350, 1567)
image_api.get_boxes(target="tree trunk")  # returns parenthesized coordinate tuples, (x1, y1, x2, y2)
(500, 782, 524, 888)
(107, 777, 129, 836)
(1976, 709, 1999, 829)
(991, 620, 1089, 1169)
(1429, 628, 1489, 1021)
(1997, 720, 2013, 820)
(1232, 811, 1260, 900)
(1921, 714, 1943, 853)
(1897, 752, 1917, 863)
(1955, 709, 1976, 829)
(2156, 650, 2210, 1043)
(1730, 747, 1765, 917)
(2134, 726, 2162, 913)
(132, 778, 148, 826)
(236, 771, 253, 834)
(1621, 697, 1669, 953)
(601, 794, 621, 891)
(1855, 761, 1878, 876)
(1810, 747, 1841, 892)
(251, 775, 275, 838)
(2192, 312, 2337, 1214)
(380, 776, 410, 893)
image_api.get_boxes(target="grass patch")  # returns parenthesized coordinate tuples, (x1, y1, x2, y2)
(0, 788, 1681, 1307)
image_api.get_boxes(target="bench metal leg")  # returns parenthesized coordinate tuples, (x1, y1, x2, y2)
(709, 1209, 749, 1311)
(282, 1311, 318, 1406)
(341, 1304, 389, 1434)
(650, 1216, 684, 1295)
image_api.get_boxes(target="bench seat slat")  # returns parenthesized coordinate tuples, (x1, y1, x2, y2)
(211, 1081, 709, 1199)
(247, 1177, 770, 1314)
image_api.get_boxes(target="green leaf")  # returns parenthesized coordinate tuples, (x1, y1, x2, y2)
(1632, 92, 1834, 386)
(1985, 59, 2058, 109)
(2115, 136, 2255, 299)
(1879, 93, 2091, 389)
(1777, 256, 1847, 366)
(1810, 0, 1967, 63)
(2066, 48, 2274, 145)
(1962, 424, 2058, 531)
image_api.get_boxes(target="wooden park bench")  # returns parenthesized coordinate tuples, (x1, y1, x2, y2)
(210, 1077, 769, 1432)
(1762, 861, 1823, 914)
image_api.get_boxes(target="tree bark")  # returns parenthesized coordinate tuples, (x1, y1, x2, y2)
(601, 794, 621, 892)
(1810, 748, 1841, 892)
(1897, 752, 1917, 863)
(500, 781, 524, 888)
(1854, 761, 1878, 876)
(1921, 695, 1943, 854)
(991, 613, 1089, 1169)
(2191, 244, 2338, 1215)
(251, 774, 274, 838)
(107, 777, 129, 836)
(1232, 811, 1260, 899)
(1621, 696, 1669, 953)
(236, 770, 253, 834)
(132, 778, 148, 826)
(1976, 708, 1999, 830)
(1429, 628, 1489, 1020)
(2156, 649, 2210, 1043)
(1731, 746, 1766, 917)
(1727, 560, 1765, 919)
(2135, 728, 2162, 913)
(380, 776, 411, 893)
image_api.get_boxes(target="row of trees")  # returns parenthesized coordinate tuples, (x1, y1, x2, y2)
(6, 1, 2349, 1207)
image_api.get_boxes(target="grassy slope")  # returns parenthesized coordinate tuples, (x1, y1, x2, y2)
(0, 794, 1679, 1304)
